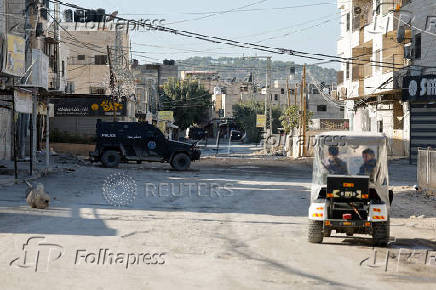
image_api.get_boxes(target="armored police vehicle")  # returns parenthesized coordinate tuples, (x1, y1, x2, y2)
(90, 120, 201, 170)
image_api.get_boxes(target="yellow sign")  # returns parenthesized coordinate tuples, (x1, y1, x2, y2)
(4, 34, 26, 77)
(99, 100, 124, 112)
(256, 114, 266, 128)
(157, 121, 166, 133)
(158, 111, 174, 122)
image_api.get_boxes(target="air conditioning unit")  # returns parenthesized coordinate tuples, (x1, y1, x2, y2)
(404, 45, 414, 59)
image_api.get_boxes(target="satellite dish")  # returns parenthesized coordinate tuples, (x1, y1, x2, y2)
(397, 26, 406, 43)
(354, 6, 362, 15)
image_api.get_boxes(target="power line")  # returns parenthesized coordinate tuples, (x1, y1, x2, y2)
(166, 0, 270, 25)
(46, 0, 413, 70)
(46, 0, 436, 75)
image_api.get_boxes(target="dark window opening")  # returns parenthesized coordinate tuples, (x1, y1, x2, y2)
(95, 55, 108, 65)
(90, 87, 106, 95)
(346, 13, 350, 31)
(77, 55, 86, 61)
(317, 105, 327, 112)
(274, 94, 279, 101)
(414, 33, 421, 59)
(378, 120, 383, 133)
(281, 88, 285, 94)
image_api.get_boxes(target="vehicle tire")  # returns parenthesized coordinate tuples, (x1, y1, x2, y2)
(171, 153, 191, 171)
(308, 220, 324, 243)
(372, 221, 390, 247)
(323, 229, 331, 237)
(101, 150, 121, 168)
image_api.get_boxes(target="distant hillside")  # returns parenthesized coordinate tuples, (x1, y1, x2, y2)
(176, 57, 337, 84)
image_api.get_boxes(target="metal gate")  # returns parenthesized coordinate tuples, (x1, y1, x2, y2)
(410, 103, 436, 164)
(417, 148, 436, 193)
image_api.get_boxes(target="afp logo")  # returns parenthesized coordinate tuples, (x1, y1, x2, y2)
(10, 236, 64, 272)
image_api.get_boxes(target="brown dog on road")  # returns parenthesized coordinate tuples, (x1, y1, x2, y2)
(25, 181, 50, 209)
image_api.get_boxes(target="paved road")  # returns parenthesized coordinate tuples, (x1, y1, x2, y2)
(0, 158, 435, 289)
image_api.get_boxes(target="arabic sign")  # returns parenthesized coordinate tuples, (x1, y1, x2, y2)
(52, 98, 127, 117)
(403, 75, 436, 101)
(158, 111, 174, 122)
(4, 34, 26, 77)
(256, 114, 266, 128)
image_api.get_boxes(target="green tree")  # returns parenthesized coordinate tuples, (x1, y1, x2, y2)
(160, 79, 212, 130)
(279, 105, 313, 134)
(233, 101, 283, 143)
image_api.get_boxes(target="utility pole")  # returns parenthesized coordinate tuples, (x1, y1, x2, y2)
(107, 45, 117, 122)
(240, 56, 273, 151)
(54, 0, 60, 90)
(266, 57, 272, 141)
(286, 79, 290, 107)
(294, 83, 298, 106)
(302, 65, 307, 157)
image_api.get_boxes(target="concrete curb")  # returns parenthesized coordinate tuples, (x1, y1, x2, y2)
(0, 167, 64, 187)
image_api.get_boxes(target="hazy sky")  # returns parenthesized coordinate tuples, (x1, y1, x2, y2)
(68, 0, 340, 68)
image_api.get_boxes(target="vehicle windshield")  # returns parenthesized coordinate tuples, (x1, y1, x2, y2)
(312, 137, 388, 187)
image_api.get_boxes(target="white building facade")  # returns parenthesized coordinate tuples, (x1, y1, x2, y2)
(337, 0, 412, 156)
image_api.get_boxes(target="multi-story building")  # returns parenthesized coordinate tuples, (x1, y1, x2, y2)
(337, 0, 410, 156)
(50, 9, 136, 137)
(1, 0, 65, 161)
(132, 60, 178, 118)
(399, 0, 436, 162)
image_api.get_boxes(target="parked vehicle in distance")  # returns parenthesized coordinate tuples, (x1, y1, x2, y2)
(90, 120, 201, 170)
(231, 130, 243, 141)
(186, 127, 207, 141)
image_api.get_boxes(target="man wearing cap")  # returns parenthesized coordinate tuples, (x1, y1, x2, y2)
(325, 146, 348, 175)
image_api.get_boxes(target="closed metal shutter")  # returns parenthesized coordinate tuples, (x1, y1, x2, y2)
(410, 103, 436, 163)
(51, 117, 113, 137)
